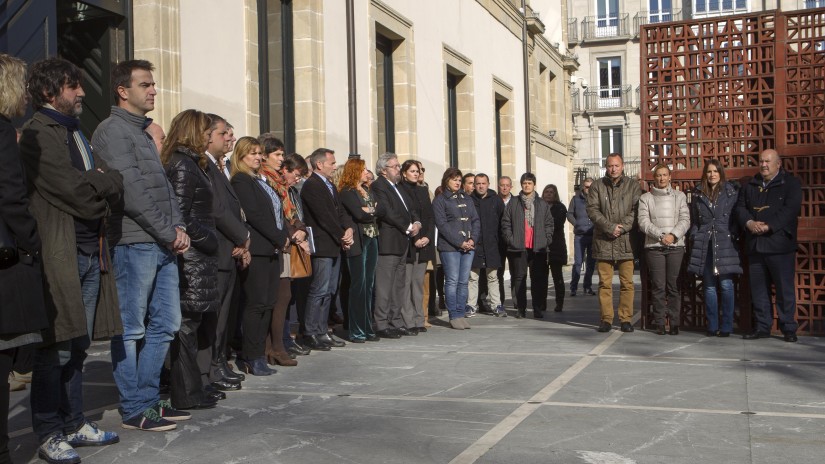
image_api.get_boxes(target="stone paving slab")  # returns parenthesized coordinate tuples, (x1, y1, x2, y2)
(7, 269, 825, 463)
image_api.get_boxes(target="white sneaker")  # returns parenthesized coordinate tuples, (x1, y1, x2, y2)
(66, 420, 120, 447)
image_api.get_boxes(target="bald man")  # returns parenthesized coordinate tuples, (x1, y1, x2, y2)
(736, 149, 802, 342)
(146, 122, 166, 153)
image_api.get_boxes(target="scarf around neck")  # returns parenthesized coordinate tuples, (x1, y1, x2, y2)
(520, 191, 536, 227)
(39, 107, 94, 171)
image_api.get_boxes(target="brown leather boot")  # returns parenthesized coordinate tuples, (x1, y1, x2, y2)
(267, 351, 298, 366)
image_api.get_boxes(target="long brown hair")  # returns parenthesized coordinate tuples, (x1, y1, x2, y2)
(700, 159, 726, 202)
(160, 109, 212, 170)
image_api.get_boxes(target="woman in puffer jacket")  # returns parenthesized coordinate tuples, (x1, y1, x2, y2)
(638, 164, 689, 335)
(161, 109, 220, 409)
(687, 160, 742, 337)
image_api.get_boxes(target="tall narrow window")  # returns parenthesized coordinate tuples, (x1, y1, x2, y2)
(595, 0, 619, 37)
(495, 97, 505, 181)
(598, 57, 622, 108)
(260, 0, 295, 152)
(376, 34, 395, 154)
(447, 73, 459, 167)
(649, 0, 672, 23)
(601, 127, 623, 159)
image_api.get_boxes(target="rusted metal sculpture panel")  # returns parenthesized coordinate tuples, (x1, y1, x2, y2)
(639, 8, 825, 335)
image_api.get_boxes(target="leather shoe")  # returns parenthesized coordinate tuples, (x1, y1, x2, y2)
(204, 384, 227, 400)
(620, 322, 635, 333)
(302, 335, 332, 351)
(416, 327, 427, 333)
(366, 334, 381, 342)
(718, 332, 730, 337)
(783, 333, 798, 343)
(181, 396, 219, 410)
(533, 310, 544, 319)
(706, 330, 719, 337)
(597, 321, 612, 332)
(395, 327, 412, 336)
(211, 379, 241, 391)
(218, 363, 245, 382)
(349, 337, 365, 343)
(669, 327, 679, 335)
(376, 329, 401, 339)
(655, 325, 666, 335)
(320, 334, 346, 347)
(286, 342, 311, 356)
(742, 331, 770, 340)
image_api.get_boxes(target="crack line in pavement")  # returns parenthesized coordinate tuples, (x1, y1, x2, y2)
(448, 326, 626, 464)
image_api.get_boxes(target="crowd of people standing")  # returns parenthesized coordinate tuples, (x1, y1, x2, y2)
(0, 52, 804, 464)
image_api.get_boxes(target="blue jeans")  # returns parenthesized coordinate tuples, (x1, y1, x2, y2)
(305, 256, 341, 336)
(440, 250, 474, 320)
(110, 243, 181, 420)
(703, 248, 735, 333)
(570, 234, 595, 292)
(31, 251, 99, 441)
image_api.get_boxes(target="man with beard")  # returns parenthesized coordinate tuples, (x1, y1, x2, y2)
(21, 57, 123, 462)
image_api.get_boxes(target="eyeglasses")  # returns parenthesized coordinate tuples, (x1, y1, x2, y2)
(387, 164, 401, 170)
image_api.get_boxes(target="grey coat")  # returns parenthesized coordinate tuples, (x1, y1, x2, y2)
(91, 107, 183, 246)
(586, 175, 641, 261)
(566, 190, 593, 236)
(20, 112, 124, 344)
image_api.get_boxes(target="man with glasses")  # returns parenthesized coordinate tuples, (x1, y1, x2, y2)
(567, 178, 596, 296)
(371, 153, 421, 338)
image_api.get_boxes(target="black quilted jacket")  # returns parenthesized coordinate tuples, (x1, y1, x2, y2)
(166, 147, 219, 313)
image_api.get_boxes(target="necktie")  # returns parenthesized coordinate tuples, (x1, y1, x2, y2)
(217, 157, 229, 179)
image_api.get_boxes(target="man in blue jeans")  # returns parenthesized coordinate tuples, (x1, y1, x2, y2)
(21, 58, 124, 463)
(567, 178, 596, 296)
(93, 60, 191, 431)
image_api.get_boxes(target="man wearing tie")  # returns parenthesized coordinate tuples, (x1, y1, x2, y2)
(371, 153, 421, 338)
(300, 148, 355, 350)
(201, 114, 249, 390)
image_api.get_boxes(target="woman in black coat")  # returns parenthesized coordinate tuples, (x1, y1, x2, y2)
(161, 110, 220, 409)
(0, 53, 49, 462)
(687, 160, 742, 337)
(231, 137, 289, 375)
(398, 160, 435, 333)
(542, 184, 568, 312)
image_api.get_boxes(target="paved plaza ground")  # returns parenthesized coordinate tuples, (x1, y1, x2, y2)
(8, 269, 825, 463)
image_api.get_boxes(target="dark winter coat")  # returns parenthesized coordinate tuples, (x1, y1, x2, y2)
(371, 175, 418, 257)
(432, 189, 481, 253)
(566, 190, 593, 236)
(586, 175, 641, 261)
(165, 147, 219, 313)
(0, 115, 49, 339)
(687, 181, 742, 276)
(501, 192, 554, 252)
(398, 180, 436, 263)
(19, 111, 123, 343)
(735, 169, 802, 255)
(546, 202, 568, 265)
(470, 189, 504, 269)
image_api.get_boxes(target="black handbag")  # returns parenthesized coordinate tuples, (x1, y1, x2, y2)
(0, 218, 19, 268)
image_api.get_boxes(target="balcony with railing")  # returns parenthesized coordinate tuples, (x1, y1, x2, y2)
(633, 9, 682, 35)
(571, 88, 582, 114)
(581, 14, 631, 42)
(568, 18, 579, 44)
(583, 85, 634, 112)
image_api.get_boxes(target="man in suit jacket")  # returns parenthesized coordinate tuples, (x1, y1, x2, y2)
(371, 153, 421, 338)
(300, 148, 355, 350)
(199, 114, 249, 391)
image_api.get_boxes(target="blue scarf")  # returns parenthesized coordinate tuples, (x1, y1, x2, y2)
(38, 107, 95, 171)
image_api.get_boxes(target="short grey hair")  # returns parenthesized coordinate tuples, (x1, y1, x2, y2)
(583, 177, 595, 184)
(375, 152, 398, 176)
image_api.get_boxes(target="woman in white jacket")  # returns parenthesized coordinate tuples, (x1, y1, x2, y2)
(638, 164, 690, 335)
